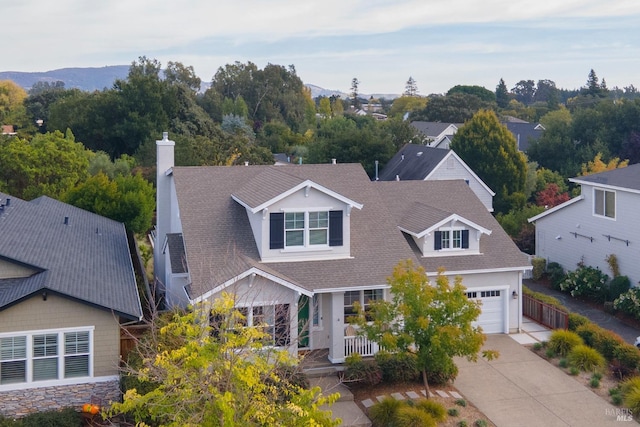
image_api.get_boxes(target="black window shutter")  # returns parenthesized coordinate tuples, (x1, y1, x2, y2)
(434, 231, 442, 250)
(269, 213, 284, 249)
(329, 210, 343, 246)
(462, 230, 469, 248)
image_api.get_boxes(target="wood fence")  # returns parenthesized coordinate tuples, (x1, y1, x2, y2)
(120, 324, 150, 363)
(523, 293, 569, 330)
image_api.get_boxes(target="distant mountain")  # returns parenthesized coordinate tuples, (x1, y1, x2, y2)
(0, 66, 129, 91)
(0, 66, 400, 99)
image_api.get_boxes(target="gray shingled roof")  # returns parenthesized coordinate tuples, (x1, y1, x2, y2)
(172, 164, 529, 298)
(503, 122, 544, 152)
(0, 193, 142, 319)
(378, 144, 449, 181)
(410, 121, 459, 138)
(398, 202, 452, 235)
(571, 163, 640, 192)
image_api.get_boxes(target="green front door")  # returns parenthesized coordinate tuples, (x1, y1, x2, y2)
(298, 295, 309, 348)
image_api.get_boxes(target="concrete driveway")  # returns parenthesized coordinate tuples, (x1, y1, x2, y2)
(454, 335, 625, 426)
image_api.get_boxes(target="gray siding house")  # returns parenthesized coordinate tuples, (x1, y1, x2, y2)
(154, 133, 530, 365)
(529, 164, 640, 286)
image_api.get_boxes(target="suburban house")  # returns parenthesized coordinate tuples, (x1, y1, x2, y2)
(503, 121, 545, 152)
(528, 164, 640, 287)
(378, 144, 495, 212)
(410, 121, 459, 148)
(0, 193, 143, 417)
(154, 133, 530, 364)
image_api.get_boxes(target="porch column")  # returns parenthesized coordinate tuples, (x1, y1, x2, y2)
(328, 291, 345, 363)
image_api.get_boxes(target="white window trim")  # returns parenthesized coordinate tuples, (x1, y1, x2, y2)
(0, 326, 94, 392)
(232, 303, 290, 347)
(593, 188, 616, 220)
(283, 210, 331, 250)
(344, 289, 384, 318)
(312, 294, 323, 331)
(438, 227, 466, 251)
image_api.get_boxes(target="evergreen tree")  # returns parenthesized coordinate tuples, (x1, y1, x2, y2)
(404, 76, 418, 97)
(496, 78, 510, 109)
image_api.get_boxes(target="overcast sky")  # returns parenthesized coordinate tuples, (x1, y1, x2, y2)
(3, 1, 639, 95)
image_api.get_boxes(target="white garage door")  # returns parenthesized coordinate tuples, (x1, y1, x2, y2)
(466, 290, 505, 334)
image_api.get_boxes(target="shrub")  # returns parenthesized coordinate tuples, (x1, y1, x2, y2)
(620, 376, 640, 396)
(593, 329, 625, 360)
(614, 288, 640, 320)
(546, 262, 565, 289)
(20, 408, 82, 427)
(474, 420, 488, 427)
(458, 421, 468, 427)
(606, 254, 620, 278)
(548, 330, 583, 357)
(559, 358, 568, 368)
(569, 366, 580, 375)
(375, 351, 420, 383)
(623, 387, 640, 418)
(426, 356, 458, 385)
(368, 396, 402, 427)
(560, 265, 609, 303)
(568, 345, 606, 372)
(448, 408, 459, 417)
(575, 323, 600, 347)
(343, 353, 382, 385)
(590, 377, 600, 388)
(545, 348, 556, 358)
(414, 399, 447, 422)
(568, 313, 590, 331)
(532, 342, 543, 351)
(455, 398, 467, 407)
(396, 406, 436, 427)
(531, 257, 546, 281)
(612, 345, 640, 378)
(592, 372, 603, 381)
(608, 276, 630, 301)
(612, 393, 623, 406)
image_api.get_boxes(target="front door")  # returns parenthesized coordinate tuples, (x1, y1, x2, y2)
(298, 295, 309, 348)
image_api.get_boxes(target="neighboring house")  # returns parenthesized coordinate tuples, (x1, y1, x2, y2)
(410, 121, 459, 148)
(378, 145, 495, 212)
(1, 125, 17, 136)
(503, 121, 545, 152)
(154, 133, 530, 364)
(0, 194, 143, 417)
(529, 164, 640, 286)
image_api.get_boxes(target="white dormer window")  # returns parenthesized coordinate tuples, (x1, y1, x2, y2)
(271, 211, 342, 250)
(285, 211, 329, 247)
(435, 229, 469, 250)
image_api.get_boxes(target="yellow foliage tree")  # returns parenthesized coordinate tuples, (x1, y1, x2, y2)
(579, 152, 629, 176)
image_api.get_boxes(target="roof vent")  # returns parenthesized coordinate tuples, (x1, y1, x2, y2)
(395, 175, 400, 181)
(401, 154, 405, 161)
(417, 151, 423, 156)
(5, 198, 9, 206)
(331, 158, 337, 165)
(244, 161, 249, 166)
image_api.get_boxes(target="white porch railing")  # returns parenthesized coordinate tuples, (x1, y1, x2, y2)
(344, 326, 380, 358)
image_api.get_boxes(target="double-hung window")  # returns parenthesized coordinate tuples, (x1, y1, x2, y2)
(344, 289, 384, 321)
(284, 211, 329, 247)
(435, 229, 469, 250)
(594, 188, 615, 219)
(0, 329, 92, 387)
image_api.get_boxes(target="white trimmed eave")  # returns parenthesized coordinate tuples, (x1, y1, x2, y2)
(418, 214, 492, 239)
(231, 179, 364, 214)
(528, 195, 584, 223)
(568, 178, 640, 195)
(312, 283, 389, 293)
(424, 151, 495, 197)
(190, 267, 313, 304)
(425, 265, 533, 277)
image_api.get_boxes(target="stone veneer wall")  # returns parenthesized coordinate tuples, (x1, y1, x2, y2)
(0, 380, 120, 418)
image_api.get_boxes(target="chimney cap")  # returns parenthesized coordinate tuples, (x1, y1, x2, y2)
(156, 131, 175, 146)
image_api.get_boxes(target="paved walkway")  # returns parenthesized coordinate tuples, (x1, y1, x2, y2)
(524, 279, 640, 343)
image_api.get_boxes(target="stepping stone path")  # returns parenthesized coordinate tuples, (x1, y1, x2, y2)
(364, 389, 462, 407)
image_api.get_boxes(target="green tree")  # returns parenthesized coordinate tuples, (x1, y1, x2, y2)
(0, 80, 29, 131)
(447, 85, 496, 103)
(411, 93, 494, 123)
(512, 80, 536, 105)
(164, 61, 202, 93)
(318, 97, 332, 119)
(350, 77, 361, 109)
(404, 76, 418, 97)
(353, 260, 497, 397)
(388, 96, 428, 118)
(450, 110, 527, 213)
(0, 130, 90, 200)
(109, 295, 339, 426)
(527, 108, 578, 176)
(65, 172, 155, 233)
(495, 78, 510, 109)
